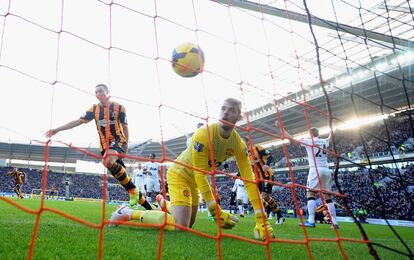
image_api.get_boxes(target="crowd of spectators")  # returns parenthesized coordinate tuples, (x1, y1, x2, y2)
(338, 165, 414, 220)
(215, 164, 414, 220)
(1, 163, 413, 220)
(271, 113, 414, 167)
(0, 112, 413, 220)
(0, 167, 129, 201)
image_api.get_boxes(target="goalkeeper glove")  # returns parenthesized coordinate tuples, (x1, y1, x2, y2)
(253, 212, 275, 240)
(208, 202, 239, 229)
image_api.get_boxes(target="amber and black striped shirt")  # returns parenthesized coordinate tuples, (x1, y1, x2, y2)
(80, 101, 127, 152)
(250, 145, 273, 180)
(8, 170, 25, 184)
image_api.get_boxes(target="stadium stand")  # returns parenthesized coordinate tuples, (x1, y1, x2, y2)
(2, 111, 412, 220)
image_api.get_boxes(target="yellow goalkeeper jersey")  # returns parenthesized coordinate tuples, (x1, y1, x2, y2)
(169, 122, 261, 207)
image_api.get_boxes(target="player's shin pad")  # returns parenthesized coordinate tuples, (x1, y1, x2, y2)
(253, 212, 275, 240)
(208, 202, 239, 229)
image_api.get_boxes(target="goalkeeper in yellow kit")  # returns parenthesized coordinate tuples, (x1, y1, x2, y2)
(109, 98, 275, 240)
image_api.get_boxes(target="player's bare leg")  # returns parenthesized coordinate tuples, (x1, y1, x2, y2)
(156, 195, 197, 229)
(171, 205, 193, 229)
(189, 205, 198, 228)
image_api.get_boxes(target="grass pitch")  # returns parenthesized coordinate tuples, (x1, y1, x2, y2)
(0, 198, 412, 259)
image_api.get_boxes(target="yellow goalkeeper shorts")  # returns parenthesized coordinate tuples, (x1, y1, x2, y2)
(167, 168, 200, 207)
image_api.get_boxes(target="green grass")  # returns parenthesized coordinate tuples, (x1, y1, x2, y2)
(0, 198, 413, 259)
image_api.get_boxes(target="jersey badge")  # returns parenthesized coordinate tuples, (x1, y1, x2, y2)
(226, 148, 234, 156)
(194, 141, 204, 152)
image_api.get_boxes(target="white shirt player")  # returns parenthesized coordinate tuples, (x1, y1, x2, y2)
(144, 161, 160, 179)
(144, 161, 161, 193)
(232, 178, 248, 204)
(300, 135, 333, 191)
(300, 137, 330, 169)
(132, 165, 146, 194)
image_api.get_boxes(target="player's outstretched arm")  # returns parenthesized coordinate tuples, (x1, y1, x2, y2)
(45, 119, 84, 138)
(327, 128, 334, 144)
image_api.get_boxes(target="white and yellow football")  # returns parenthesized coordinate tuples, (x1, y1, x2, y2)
(171, 42, 205, 78)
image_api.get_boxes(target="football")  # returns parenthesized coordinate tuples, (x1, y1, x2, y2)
(171, 42, 205, 77)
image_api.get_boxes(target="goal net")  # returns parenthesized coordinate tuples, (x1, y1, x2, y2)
(0, 0, 413, 259)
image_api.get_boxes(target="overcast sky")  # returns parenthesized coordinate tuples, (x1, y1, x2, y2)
(0, 0, 392, 149)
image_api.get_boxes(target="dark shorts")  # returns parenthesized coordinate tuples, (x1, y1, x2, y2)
(100, 141, 126, 167)
(230, 192, 236, 205)
(315, 211, 327, 223)
(258, 181, 272, 194)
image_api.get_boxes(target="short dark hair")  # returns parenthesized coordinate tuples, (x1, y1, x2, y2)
(311, 127, 319, 137)
(150, 153, 156, 158)
(95, 84, 109, 92)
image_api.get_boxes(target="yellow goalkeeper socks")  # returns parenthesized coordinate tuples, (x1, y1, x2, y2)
(131, 210, 175, 231)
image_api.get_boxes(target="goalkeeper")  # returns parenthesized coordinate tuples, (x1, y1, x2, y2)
(109, 98, 274, 240)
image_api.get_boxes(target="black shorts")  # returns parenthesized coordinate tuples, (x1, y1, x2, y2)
(258, 181, 272, 194)
(315, 211, 327, 223)
(100, 141, 126, 167)
(230, 192, 237, 206)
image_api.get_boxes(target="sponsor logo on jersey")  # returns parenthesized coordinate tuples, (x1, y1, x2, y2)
(208, 159, 222, 167)
(194, 141, 204, 152)
(98, 119, 116, 127)
(183, 190, 190, 197)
